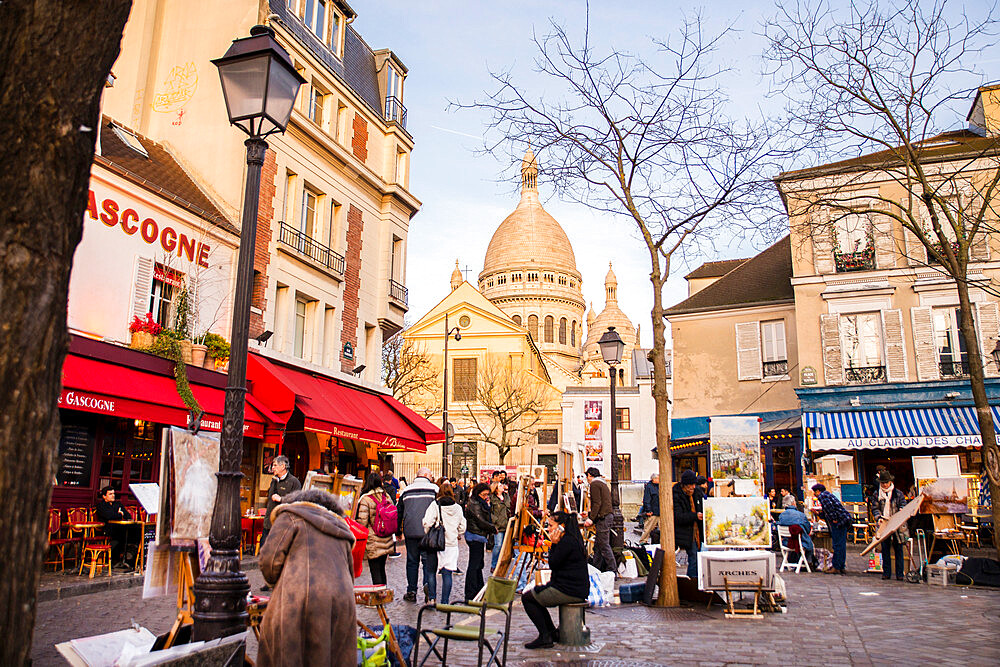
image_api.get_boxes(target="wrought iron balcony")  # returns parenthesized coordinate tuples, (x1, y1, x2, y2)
(277, 221, 345, 275)
(763, 360, 789, 377)
(845, 365, 886, 384)
(939, 359, 969, 378)
(834, 245, 875, 272)
(385, 96, 407, 129)
(389, 279, 408, 306)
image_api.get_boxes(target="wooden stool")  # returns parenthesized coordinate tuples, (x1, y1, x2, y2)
(80, 544, 112, 578)
(961, 525, 981, 548)
(851, 523, 870, 544)
(558, 603, 590, 646)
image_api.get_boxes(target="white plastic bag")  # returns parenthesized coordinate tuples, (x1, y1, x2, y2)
(586, 564, 611, 607)
(618, 550, 638, 578)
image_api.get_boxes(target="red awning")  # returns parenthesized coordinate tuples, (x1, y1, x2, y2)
(248, 353, 443, 453)
(61, 352, 267, 439)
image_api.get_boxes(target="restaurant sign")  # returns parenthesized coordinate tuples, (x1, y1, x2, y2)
(811, 434, 985, 451)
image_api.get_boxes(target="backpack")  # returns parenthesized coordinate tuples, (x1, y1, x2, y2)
(371, 492, 398, 538)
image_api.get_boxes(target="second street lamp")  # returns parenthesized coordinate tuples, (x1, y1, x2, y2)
(441, 312, 462, 476)
(192, 25, 305, 642)
(598, 326, 626, 553)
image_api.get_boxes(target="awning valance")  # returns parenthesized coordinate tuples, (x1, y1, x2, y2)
(805, 406, 1000, 451)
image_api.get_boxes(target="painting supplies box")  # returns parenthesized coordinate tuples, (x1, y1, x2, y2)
(927, 563, 958, 587)
(618, 581, 646, 603)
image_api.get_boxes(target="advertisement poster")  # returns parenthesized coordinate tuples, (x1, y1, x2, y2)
(710, 415, 761, 492)
(584, 400, 605, 474)
(478, 464, 519, 483)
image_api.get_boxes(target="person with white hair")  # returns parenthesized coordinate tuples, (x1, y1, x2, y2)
(395, 466, 439, 602)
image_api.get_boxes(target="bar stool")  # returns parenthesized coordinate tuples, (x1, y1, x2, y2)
(851, 522, 871, 544)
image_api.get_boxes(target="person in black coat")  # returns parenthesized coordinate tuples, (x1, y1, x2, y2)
(464, 483, 495, 602)
(96, 486, 134, 567)
(639, 474, 660, 543)
(522, 511, 590, 649)
(673, 470, 701, 578)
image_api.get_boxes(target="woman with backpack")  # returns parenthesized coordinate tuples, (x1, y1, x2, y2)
(356, 472, 397, 585)
(421, 480, 466, 604)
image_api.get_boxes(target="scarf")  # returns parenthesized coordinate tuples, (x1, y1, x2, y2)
(878, 484, 895, 519)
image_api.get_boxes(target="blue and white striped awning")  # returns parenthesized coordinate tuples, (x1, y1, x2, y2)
(805, 406, 1000, 451)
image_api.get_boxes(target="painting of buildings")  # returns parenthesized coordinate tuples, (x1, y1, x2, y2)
(709, 416, 761, 482)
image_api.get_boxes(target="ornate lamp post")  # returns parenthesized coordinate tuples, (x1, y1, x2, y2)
(441, 313, 462, 476)
(192, 25, 305, 641)
(598, 326, 626, 552)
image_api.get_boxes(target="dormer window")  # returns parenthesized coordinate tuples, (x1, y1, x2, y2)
(385, 63, 406, 127)
(328, 6, 345, 57)
(304, 0, 327, 42)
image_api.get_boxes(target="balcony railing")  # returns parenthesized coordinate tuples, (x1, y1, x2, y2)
(389, 279, 408, 305)
(277, 221, 345, 275)
(385, 96, 407, 129)
(763, 360, 789, 377)
(845, 365, 886, 384)
(834, 246, 875, 272)
(939, 359, 970, 378)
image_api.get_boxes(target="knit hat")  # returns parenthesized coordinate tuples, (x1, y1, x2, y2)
(680, 470, 697, 485)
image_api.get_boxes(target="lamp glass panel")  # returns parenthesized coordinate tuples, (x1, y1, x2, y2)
(218, 56, 269, 121)
(265, 57, 302, 131)
(599, 337, 624, 364)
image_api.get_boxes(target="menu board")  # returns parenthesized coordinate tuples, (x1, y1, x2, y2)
(57, 424, 93, 487)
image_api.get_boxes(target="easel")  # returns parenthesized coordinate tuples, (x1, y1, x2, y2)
(930, 513, 964, 557)
(720, 576, 777, 619)
(164, 549, 199, 648)
(355, 586, 406, 667)
(493, 475, 548, 583)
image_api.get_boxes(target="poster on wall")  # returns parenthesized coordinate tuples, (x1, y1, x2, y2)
(477, 464, 519, 483)
(710, 416, 761, 493)
(584, 400, 605, 474)
(169, 426, 221, 542)
(702, 496, 771, 548)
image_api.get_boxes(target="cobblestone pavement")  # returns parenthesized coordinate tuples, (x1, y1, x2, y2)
(32, 534, 1000, 666)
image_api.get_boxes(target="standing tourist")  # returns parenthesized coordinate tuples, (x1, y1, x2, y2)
(355, 472, 396, 586)
(257, 489, 356, 667)
(582, 467, 616, 573)
(464, 482, 495, 602)
(396, 467, 439, 602)
(870, 470, 908, 581)
(521, 512, 590, 649)
(260, 455, 301, 591)
(422, 480, 466, 604)
(812, 483, 851, 574)
(673, 470, 702, 578)
(490, 479, 512, 571)
(383, 469, 400, 502)
(639, 473, 660, 544)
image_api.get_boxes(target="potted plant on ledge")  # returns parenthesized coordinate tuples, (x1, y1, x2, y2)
(203, 332, 230, 370)
(129, 313, 161, 349)
(191, 333, 209, 367)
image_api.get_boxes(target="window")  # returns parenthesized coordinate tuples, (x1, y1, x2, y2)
(293, 298, 307, 358)
(300, 187, 319, 238)
(307, 85, 325, 126)
(616, 453, 632, 481)
(512, 314, 522, 326)
(570, 321, 577, 346)
(386, 64, 402, 101)
(395, 148, 407, 185)
(760, 320, 788, 377)
(328, 6, 345, 56)
(527, 315, 539, 341)
(544, 316, 554, 343)
(512, 272, 522, 282)
(558, 275, 567, 286)
(497, 274, 506, 285)
(149, 263, 181, 328)
(569, 279, 576, 288)
(336, 101, 348, 143)
(615, 407, 631, 431)
(453, 358, 477, 402)
(559, 318, 567, 344)
(537, 429, 559, 445)
(283, 170, 297, 222)
(527, 272, 538, 282)
(841, 312, 885, 383)
(834, 212, 875, 272)
(304, 0, 326, 41)
(543, 273, 554, 283)
(390, 236, 403, 282)
(328, 201, 341, 248)
(933, 307, 970, 377)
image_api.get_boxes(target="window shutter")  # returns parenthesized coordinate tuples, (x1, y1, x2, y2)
(812, 208, 836, 275)
(903, 225, 925, 266)
(975, 301, 1000, 378)
(821, 314, 844, 385)
(910, 307, 939, 381)
(970, 232, 991, 262)
(453, 357, 478, 401)
(883, 308, 907, 382)
(872, 204, 896, 269)
(735, 322, 762, 381)
(131, 256, 155, 323)
(187, 274, 200, 336)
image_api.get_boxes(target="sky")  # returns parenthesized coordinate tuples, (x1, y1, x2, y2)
(351, 0, 997, 347)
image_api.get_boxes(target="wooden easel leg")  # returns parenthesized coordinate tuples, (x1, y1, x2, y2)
(377, 603, 407, 667)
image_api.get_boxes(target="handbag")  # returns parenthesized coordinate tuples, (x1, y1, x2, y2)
(420, 503, 446, 552)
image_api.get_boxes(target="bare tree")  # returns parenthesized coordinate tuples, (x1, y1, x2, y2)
(0, 1, 132, 662)
(456, 11, 786, 605)
(465, 356, 551, 464)
(764, 0, 1000, 554)
(382, 331, 441, 419)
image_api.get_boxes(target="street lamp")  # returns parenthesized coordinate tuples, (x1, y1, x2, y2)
(192, 25, 304, 642)
(441, 313, 462, 477)
(598, 326, 626, 552)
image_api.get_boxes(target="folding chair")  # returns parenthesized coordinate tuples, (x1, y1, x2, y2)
(414, 576, 516, 667)
(777, 525, 811, 573)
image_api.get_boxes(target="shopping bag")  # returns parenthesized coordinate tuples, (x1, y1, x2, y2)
(586, 564, 610, 607)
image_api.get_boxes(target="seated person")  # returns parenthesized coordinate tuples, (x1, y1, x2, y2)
(522, 511, 590, 649)
(778, 506, 817, 569)
(96, 486, 133, 568)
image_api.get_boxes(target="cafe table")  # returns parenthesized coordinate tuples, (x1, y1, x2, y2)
(241, 515, 265, 556)
(108, 519, 140, 568)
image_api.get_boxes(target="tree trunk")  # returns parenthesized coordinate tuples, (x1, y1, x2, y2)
(0, 2, 131, 664)
(954, 276, 1000, 557)
(650, 258, 679, 607)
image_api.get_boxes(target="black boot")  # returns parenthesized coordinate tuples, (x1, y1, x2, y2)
(525, 634, 554, 649)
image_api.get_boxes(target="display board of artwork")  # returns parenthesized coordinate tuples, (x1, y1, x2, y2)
(710, 416, 761, 494)
(917, 477, 969, 514)
(703, 496, 771, 548)
(697, 549, 775, 591)
(584, 400, 605, 475)
(169, 426, 220, 542)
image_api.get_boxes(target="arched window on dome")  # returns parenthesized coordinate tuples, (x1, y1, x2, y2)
(512, 314, 522, 326)
(559, 318, 567, 344)
(528, 315, 538, 341)
(544, 316, 554, 343)
(571, 320, 577, 346)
